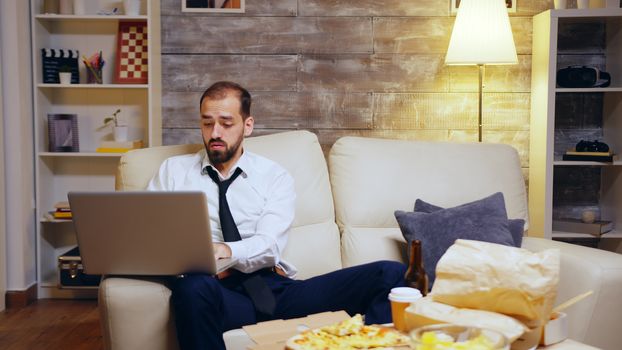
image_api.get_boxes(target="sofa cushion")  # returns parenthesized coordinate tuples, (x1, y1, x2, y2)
(329, 137, 529, 233)
(395, 192, 516, 285)
(340, 227, 406, 268)
(414, 198, 525, 247)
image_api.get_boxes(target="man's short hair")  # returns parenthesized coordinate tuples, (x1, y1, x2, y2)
(199, 81, 251, 119)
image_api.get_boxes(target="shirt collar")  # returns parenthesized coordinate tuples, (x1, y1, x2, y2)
(200, 148, 249, 180)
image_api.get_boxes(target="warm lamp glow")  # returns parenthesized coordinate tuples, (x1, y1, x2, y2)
(445, 0, 517, 65)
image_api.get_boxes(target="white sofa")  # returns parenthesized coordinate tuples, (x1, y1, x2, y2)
(100, 130, 622, 350)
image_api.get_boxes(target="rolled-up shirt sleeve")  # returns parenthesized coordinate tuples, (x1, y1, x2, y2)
(227, 170, 296, 273)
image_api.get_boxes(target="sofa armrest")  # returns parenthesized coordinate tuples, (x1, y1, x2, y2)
(99, 277, 179, 350)
(521, 237, 622, 350)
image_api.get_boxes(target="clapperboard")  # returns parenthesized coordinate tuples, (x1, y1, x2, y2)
(41, 49, 80, 84)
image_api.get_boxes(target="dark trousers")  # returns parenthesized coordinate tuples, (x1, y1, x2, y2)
(171, 260, 406, 350)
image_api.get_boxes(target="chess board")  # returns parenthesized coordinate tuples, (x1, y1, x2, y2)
(115, 21, 148, 84)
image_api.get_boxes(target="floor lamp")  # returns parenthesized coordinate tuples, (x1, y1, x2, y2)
(445, 0, 518, 142)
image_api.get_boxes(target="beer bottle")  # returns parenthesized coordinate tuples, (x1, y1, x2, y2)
(404, 239, 428, 296)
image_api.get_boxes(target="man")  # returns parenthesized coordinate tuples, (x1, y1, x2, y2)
(147, 81, 406, 350)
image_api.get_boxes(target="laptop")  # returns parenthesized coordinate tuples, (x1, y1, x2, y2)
(68, 191, 238, 276)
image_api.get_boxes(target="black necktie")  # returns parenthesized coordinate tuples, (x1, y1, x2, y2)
(205, 167, 243, 242)
(204, 166, 276, 316)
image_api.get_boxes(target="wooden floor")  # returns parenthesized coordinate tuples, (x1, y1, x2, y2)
(0, 300, 103, 350)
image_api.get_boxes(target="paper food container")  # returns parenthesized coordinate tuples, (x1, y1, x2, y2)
(242, 311, 350, 350)
(404, 297, 526, 343)
(510, 312, 568, 350)
(541, 312, 568, 346)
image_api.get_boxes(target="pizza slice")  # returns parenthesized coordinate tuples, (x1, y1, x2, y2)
(285, 314, 410, 350)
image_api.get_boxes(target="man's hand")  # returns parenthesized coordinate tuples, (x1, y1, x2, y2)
(213, 242, 232, 259)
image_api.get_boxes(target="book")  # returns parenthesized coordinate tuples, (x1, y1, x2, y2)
(562, 154, 616, 162)
(52, 211, 72, 219)
(100, 140, 143, 149)
(96, 139, 143, 153)
(95, 147, 135, 153)
(552, 218, 613, 237)
(54, 201, 70, 210)
(565, 150, 613, 156)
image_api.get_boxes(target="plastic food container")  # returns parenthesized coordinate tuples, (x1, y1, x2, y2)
(410, 324, 509, 350)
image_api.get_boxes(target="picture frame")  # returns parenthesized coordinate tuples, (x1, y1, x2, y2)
(451, 0, 516, 14)
(115, 21, 149, 84)
(47, 114, 79, 152)
(181, 0, 245, 13)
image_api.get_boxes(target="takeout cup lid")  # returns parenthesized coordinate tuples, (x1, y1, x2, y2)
(389, 287, 422, 302)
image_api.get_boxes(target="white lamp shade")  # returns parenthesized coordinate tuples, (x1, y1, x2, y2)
(445, 0, 518, 65)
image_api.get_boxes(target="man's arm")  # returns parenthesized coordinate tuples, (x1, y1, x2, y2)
(146, 158, 174, 191)
(225, 170, 296, 273)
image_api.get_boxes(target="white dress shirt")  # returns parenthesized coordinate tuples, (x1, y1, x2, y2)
(146, 148, 298, 278)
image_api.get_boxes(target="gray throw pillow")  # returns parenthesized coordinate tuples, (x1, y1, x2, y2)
(414, 198, 525, 247)
(395, 192, 515, 286)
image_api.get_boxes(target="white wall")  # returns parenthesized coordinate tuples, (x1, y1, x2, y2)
(0, 5, 6, 311)
(1, 1, 37, 293)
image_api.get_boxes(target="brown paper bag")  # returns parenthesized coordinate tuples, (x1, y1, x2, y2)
(430, 239, 559, 329)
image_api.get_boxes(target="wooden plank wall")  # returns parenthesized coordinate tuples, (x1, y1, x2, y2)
(160, 0, 554, 176)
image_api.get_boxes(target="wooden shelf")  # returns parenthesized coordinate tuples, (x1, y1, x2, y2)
(530, 10, 622, 254)
(38, 282, 98, 299)
(39, 152, 125, 157)
(552, 230, 622, 239)
(31, 0, 162, 298)
(554, 160, 622, 166)
(35, 14, 147, 21)
(556, 87, 622, 92)
(41, 218, 73, 223)
(38, 83, 148, 89)
(548, 8, 622, 18)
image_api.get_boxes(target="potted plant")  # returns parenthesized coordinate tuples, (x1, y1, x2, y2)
(58, 66, 72, 84)
(102, 109, 128, 142)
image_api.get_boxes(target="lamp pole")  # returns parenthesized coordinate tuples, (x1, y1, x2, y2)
(478, 64, 484, 142)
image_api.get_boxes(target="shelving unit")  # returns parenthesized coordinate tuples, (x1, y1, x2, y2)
(30, 0, 161, 298)
(530, 9, 622, 252)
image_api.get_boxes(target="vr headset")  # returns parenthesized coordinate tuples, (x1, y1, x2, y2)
(557, 66, 611, 88)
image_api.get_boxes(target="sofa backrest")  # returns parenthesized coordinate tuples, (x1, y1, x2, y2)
(115, 130, 342, 279)
(329, 136, 529, 268)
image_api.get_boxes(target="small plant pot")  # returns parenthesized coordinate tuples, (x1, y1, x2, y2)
(59, 72, 72, 85)
(72, 0, 86, 15)
(123, 0, 141, 15)
(113, 126, 129, 142)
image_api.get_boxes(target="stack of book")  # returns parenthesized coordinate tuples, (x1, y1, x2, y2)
(562, 150, 617, 162)
(47, 201, 72, 220)
(96, 140, 143, 153)
(552, 218, 613, 237)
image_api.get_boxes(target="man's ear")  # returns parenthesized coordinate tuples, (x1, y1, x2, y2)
(243, 116, 254, 137)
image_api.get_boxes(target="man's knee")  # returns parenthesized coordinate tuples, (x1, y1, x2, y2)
(372, 260, 407, 285)
(172, 274, 222, 307)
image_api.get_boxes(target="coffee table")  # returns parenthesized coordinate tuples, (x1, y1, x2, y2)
(222, 327, 600, 350)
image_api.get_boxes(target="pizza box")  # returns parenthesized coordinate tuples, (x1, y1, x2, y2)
(243, 310, 350, 350)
